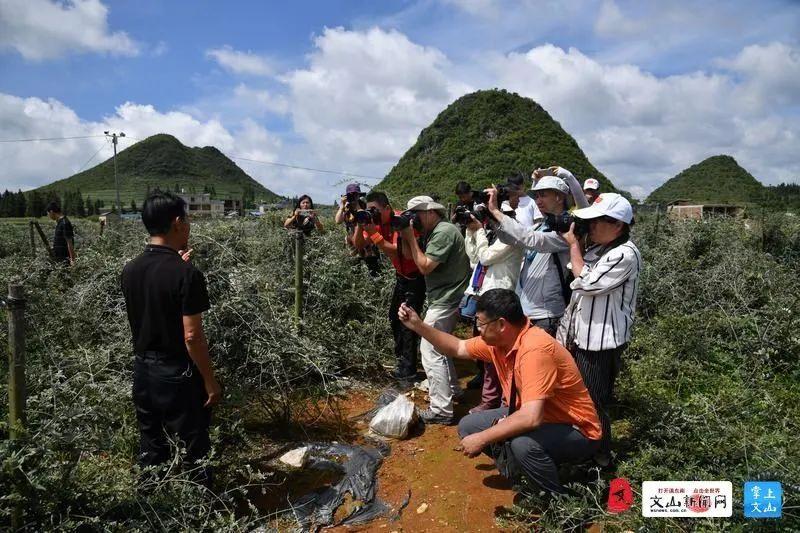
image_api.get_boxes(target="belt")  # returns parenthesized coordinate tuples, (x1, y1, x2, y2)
(136, 350, 189, 363)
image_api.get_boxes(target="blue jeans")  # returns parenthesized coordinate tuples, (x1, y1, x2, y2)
(458, 407, 599, 494)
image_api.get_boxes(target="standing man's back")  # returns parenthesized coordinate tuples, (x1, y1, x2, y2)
(46, 202, 76, 265)
(121, 191, 221, 487)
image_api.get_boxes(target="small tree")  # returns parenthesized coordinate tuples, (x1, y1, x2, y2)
(130, 199, 137, 212)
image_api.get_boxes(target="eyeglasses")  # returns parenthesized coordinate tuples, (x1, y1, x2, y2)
(475, 317, 500, 330)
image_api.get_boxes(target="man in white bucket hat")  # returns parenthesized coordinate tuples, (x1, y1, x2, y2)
(400, 195, 471, 425)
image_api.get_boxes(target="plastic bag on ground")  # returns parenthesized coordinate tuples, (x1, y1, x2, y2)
(369, 392, 417, 439)
(291, 443, 389, 531)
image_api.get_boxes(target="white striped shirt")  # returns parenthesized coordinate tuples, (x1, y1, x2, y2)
(558, 240, 642, 351)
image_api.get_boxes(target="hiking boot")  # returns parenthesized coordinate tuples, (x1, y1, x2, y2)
(418, 408, 454, 426)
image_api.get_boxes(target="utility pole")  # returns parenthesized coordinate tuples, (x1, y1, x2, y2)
(104, 131, 126, 213)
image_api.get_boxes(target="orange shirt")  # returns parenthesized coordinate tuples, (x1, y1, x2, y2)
(465, 323, 602, 441)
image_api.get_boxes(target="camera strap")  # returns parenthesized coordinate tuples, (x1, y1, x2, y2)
(551, 252, 572, 305)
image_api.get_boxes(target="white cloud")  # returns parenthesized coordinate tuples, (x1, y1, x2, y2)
(232, 84, 289, 116)
(206, 45, 273, 77)
(0, 93, 282, 195)
(594, 0, 645, 37)
(0, 0, 139, 60)
(484, 43, 800, 197)
(284, 26, 469, 164)
(717, 42, 800, 110)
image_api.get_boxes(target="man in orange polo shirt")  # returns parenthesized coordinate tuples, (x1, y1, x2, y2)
(398, 288, 601, 494)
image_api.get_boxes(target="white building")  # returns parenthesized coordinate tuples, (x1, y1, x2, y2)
(178, 192, 225, 217)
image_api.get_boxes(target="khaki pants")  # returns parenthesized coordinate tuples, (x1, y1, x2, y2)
(420, 303, 462, 417)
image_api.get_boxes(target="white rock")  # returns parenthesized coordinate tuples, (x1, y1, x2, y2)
(279, 446, 309, 468)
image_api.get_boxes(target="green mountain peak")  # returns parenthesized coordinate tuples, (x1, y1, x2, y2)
(37, 133, 280, 206)
(376, 89, 619, 204)
(646, 154, 764, 205)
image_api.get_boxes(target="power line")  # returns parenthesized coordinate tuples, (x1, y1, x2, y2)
(7, 132, 384, 183)
(76, 138, 110, 173)
(0, 135, 106, 143)
(229, 155, 382, 181)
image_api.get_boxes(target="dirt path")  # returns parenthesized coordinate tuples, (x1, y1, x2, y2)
(332, 363, 517, 532)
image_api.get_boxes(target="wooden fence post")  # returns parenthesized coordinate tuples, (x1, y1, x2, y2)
(294, 232, 304, 321)
(6, 284, 25, 533)
(31, 221, 53, 259)
(28, 221, 36, 259)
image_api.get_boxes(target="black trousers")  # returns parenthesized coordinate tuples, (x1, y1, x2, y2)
(133, 354, 211, 484)
(388, 274, 426, 381)
(571, 345, 626, 456)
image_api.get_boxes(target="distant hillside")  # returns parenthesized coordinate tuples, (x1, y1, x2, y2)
(377, 89, 619, 204)
(646, 155, 764, 205)
(37, 134, 280, 207)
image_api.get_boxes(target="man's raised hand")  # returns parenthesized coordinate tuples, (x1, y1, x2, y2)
(178, 248, 193, 262)
(398, 302, 422, 330)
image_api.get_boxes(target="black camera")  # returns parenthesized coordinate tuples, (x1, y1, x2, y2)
(544, 213, 590, 236)
(295, 209, 315, 231)
(345, 191, 361, 204)
(355, 207, 381, 225)
(390, 210, 418, 231)
(472, 184, 510, 206)
(453, 205, 473, 226)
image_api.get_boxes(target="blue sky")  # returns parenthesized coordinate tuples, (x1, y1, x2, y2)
(1, 0, 799, 200)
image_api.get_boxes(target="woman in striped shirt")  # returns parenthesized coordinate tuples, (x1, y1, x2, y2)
(558, 193, 641, 466)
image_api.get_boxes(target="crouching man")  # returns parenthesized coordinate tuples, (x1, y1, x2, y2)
(398, 288, 601, 494)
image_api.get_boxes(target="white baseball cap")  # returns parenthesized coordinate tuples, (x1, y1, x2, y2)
(583, 178, 600, 190)
(530, 175, 569, 195)
(407, 195, 446, 213)
(572, 193, 633, 224)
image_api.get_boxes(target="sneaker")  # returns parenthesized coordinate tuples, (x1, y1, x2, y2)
(418, 408, 454, 426)
(593, 451, 613, 468)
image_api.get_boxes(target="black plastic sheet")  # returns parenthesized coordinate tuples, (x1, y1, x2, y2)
(290, 442, 390, 531)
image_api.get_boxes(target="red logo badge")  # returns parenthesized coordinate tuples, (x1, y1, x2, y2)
(608, 477, 634, 513)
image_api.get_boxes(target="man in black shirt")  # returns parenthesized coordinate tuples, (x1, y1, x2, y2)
(121, 191, 221, 487)
(46, 202, 76, 265)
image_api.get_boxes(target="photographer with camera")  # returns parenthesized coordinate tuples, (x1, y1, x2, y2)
(397, 289, 601, 495)
(283, 194, 324, 234)
(461, 189, 525, 413)
(558, 193, 640, 466)
(486, 168, 589, 336)
(450, 181, 475, 229)
(399, 196, 470, 425)
(352, 191, 425, 388)
(335, 183, 380, 276)
(583, 178, 600, 204)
